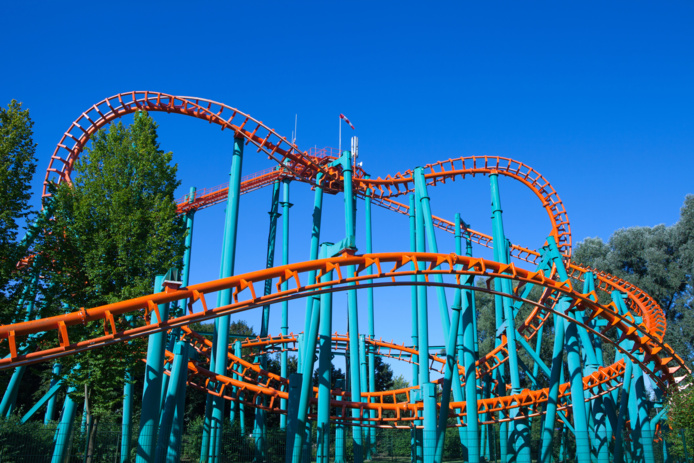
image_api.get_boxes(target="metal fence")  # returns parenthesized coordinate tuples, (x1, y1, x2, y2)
(1, 418, 693, 462)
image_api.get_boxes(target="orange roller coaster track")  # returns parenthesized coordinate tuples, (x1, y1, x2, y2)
(4, 91, 687, 463)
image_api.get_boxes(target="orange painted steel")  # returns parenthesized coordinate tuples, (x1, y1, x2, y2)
(18, 91, 686, 432)
(45, 93, 568, 255)
(0, 253, 687, 399)
(44, 92, 331, 200)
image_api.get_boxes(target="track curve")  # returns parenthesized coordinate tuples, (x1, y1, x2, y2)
(8, 92, 686, 436)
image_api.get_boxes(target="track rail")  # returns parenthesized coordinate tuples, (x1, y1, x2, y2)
(20, 91, 686, 431)
(0, 253, 686, 388)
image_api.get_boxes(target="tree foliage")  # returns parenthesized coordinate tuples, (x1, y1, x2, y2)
(0, 100, 37, 319)
(573, 196, 694, 365)
(37, 111, 186, 417)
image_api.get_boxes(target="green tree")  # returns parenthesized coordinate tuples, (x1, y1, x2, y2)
(312, 362, 346, 390)
(664, 379, 694, 458)
(38, 111, 185, 446)
(373, 356, 395, 391)
(0, 100, 37, 321)
(573, 196, 694, 366)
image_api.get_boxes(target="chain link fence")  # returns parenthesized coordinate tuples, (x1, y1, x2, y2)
(0, 418, 692, 462)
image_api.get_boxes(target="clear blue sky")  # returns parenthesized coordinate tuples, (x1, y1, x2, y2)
(3, 1, 693, 379)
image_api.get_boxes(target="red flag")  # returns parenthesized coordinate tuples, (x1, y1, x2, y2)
(340, 113, 355, 130)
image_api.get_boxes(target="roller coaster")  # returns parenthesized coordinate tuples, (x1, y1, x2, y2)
(0, 91, 690, 463)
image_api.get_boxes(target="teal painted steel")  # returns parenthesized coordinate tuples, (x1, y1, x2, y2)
(235, 340, 246, 436)
(208, 136, 245, 462)
(260, 179, 280, 340)
(489, 173, 531, 462)
(359, 334, 368, 400)
(285, 374, 303, 463)
(167, 342, 190, 462)
(335, 379, 346, 463)
(456, 215, 480, 463)
(614, 360, 634, 463)
(136, 275, 170, 463)
(411, 389, 423, 463)
(201, 260, 224, 461)
(364, 174, 377, 459)
(337, 150, 364, 463)
(454, 214, 465, 377)
(43, 363, 60, 424)
(20, 379, 63, 423)
(582, 273, 611, 463)
(302, 173, 324, 335)
(539, 237, 592, 463)
(629, 364, 655, 463)
(434, 300, 462, 462)
(291, 294, 321, 463)
(0, 270, 39, 417)
(1, 365, 25, 417)
(254, 179, 280, 462)
(422, 382, 437, 463)
(413, 171, 435, 461)
(200, 385, 213, 462)
(280, 177, 292, 430)
(413, 168, 467, 452)
(316, 243, 334, 463)
(121, 369, 133, 463)
(51, 386, 77, 463)
(409, 195, 419, 391)
(155, 340, 188, 462)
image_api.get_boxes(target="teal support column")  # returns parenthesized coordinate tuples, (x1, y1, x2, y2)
(291, 293, 321, 463)
(155, 340, 189, 462)
(0, 270, 39, 417)
(539, 237, 591, 463)
(44, 363, 61, 423)
(51, 386, 78, 463)
(209, 136, 245, 462)
(335, 150, 364, 463)
(121, 368, 133, 463)
(136, 275, 170, 463)
(285, 374, 303, 463)
(280, 178, 292, 430)
(358, 334, 370, 455)
(435, 299, 462, 462)
(413, 174, 435, 462)
(480, 379, 492, 460)
(201, 270, 224, 461)
(255, 179, 280, 462)
(409, 195, 421, 463)
(422, 383, 437, 463)
(316, 244, 334, 463)
(19, 380, 63, 424)
(200, 382, 214, 463)
(335, 379, 346, 463)
(409, 196, 419, 391)
(413, 169, 467, 450)
(167, 342, 190, 462)
(582, 273, 610, 463)
(629, 365, 655, 463)
(364, 175, 377, 459)
(454, 216, 465, 374)
(259, 179, 280, 340)
(234, 341, 246, 436)
(614, 361, 634, 463)
(457, 216, 480, 463)
(489, 173, 531, 462)
(411, 390, 423, 463)
(1, 365, 25, 417)
(181, 187, 196, 290)
(302, 174, 324, 335)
